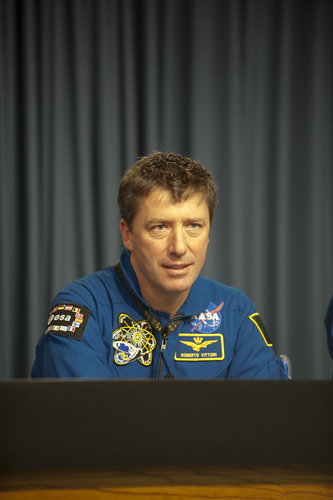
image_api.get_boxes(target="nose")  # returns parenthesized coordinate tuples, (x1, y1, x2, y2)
(168, 228, 187, 256)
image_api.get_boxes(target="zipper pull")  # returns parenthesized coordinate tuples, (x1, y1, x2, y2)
(161, 334, 168, 351)
(158, 333, 168, 379)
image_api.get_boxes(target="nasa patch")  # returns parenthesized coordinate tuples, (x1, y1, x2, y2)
(45, 303, 91, 340)
(190, 301, 224, 333)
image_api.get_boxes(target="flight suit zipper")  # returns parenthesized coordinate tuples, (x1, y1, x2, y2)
(158, 331, 168, 379)
(157, 314, 184, 379)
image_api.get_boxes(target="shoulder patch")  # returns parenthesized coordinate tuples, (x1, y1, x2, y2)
(249, 313, 273, 347)
(45, 303, 91, 341)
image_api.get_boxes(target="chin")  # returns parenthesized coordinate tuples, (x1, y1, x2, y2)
(164, 281, 193, 295)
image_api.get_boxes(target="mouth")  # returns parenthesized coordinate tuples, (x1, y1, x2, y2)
(163, 264, 191, 269)
(162, 263, 192, 276)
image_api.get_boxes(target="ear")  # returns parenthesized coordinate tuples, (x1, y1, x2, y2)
(120, 219, 133, 252)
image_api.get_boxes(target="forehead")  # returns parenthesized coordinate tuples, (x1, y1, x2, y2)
(137, 188, 208, 214)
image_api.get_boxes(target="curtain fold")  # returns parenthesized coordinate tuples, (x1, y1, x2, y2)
(1, 0, 332, 378)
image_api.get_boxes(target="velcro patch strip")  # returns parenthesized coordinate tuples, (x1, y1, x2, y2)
(249, 313, 273, 346)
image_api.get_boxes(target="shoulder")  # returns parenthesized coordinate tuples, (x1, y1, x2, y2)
(194, 275, 255, 312)
(51, 267, 117, 312)
(44, 267, 118, 342)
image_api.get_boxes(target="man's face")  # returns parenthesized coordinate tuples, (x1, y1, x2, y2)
(120, 188, 210, 313)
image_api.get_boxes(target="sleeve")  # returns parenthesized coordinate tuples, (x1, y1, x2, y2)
(225, 297, 284, 380)
(31, 286, 111, 378)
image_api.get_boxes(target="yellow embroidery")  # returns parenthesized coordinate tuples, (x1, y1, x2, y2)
(179, 339, 218, 352)
(175, 334, 224, 361)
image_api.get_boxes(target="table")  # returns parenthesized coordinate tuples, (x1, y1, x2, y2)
(1, 379, 332, 499)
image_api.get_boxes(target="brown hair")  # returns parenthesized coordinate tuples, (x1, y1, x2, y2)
(118, 152, 218, 228)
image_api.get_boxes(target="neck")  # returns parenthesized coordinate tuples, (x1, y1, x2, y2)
(142, 290, 189, 318)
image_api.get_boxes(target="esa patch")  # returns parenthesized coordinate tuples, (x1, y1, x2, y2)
(175, 333, 224, 361)
(45, 303, 91, 340)
(249, 313, 273, 346)
(190, 301, 223, 333)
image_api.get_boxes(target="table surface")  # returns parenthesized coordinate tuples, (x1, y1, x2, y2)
(1, 465, 333, 499)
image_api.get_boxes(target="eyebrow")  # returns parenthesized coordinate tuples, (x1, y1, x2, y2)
(147, 218, 207, 225)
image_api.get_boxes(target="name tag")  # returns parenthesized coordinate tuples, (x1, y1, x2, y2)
(174, 333, 224, 361)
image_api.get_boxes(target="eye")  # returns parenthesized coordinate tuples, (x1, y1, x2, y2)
(185, 222, 204, 236)
(150, 224, 168, 235)
(187, 222, 201, 230)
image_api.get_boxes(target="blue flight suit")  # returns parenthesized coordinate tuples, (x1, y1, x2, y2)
(32, 249, 287, 379)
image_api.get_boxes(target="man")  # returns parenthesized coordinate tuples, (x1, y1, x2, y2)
(32, 152, 289, 379)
